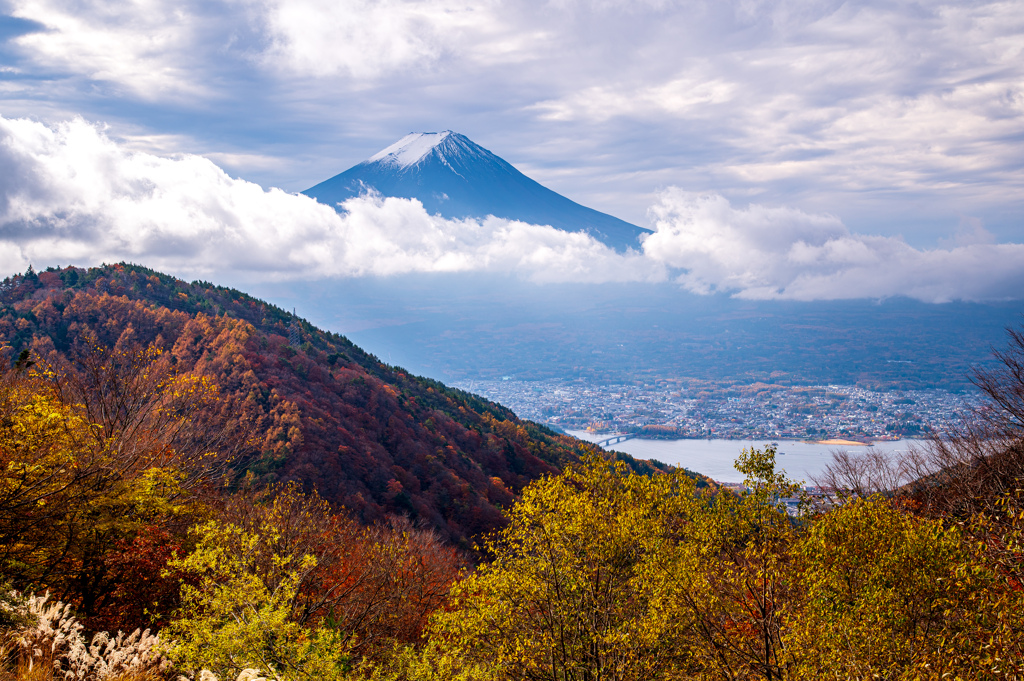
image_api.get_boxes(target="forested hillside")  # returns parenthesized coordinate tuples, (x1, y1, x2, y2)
(3, 264, 1024, 680)
(0, 263, 665, 546)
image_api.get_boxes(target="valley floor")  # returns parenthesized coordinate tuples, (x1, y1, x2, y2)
(454, 378, 978, 441)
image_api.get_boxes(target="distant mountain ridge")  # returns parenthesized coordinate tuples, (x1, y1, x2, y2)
(304, 131, 651, 252)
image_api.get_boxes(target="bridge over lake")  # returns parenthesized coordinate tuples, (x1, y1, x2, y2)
(594, 433, 636, 448)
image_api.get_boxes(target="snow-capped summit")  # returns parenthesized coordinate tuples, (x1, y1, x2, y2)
(304, 132, 651, 252)
(368, 131, 453, 168)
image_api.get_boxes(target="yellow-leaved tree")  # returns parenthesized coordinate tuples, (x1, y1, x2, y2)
(409, 446, 812, 681)
(0, 357, 95, 584)
(163, 485, 351, 681)
(0, 342, 243, 625)
(652, 445, 805, 680)
(791, 495, 1024, 680)
(423, 455, 706, 681)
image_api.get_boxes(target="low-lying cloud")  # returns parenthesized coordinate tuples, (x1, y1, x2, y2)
(2, 116, 1023, 303)
(0, 116, 656, 284)
(643, 190, 1024, 302)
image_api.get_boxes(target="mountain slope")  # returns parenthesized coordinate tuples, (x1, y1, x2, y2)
(303, 131, 651, 252)
(0, 264, 673, 546)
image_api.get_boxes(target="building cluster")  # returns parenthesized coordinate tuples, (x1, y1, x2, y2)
(454, 378, 981, 442)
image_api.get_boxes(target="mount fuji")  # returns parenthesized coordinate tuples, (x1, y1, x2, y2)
(303, 131, 652, 252)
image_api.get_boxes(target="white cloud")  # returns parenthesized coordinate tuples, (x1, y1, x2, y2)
(643, 189, 1024, 302)
(0, 115, 658, 283)
(532, 72, 737, 122)
(4, 0, 525, 89)
(245, 0, 512, 79)
(8, 0, 207, 98)
(2, 0, 1022, 244)
(1, 115, 1023, 302)
(531, 1, 1024, 201)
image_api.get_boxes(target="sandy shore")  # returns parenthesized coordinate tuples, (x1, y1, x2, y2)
(814, 438, 872, 446)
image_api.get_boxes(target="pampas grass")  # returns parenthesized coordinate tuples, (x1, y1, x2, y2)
(1, 593, 170, 681)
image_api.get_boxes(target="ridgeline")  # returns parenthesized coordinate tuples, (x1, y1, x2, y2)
(0, 263, 676, 546)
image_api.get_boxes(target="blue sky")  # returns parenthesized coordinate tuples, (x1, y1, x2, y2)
(0, 0, 1022, 300)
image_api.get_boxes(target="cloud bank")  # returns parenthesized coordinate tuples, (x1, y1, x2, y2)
(643, 190, 1024, 302)
(2, 116, 1023, 303)
(0, 116, 656, 284)
(2, 0, 1021, 243)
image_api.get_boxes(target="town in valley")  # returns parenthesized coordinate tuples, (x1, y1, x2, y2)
(455, 378, 980, 442)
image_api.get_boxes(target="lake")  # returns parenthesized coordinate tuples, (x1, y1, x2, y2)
(564, 430, 927, 484)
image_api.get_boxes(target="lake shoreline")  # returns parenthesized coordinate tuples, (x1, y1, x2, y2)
(565, 430, 925, 482)
(577, 431, 906, 446)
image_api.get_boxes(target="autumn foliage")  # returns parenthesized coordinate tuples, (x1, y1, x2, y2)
(412, 454, 1024, 681)
(3, 263, 1024, 680)
(0, 264, 648, 548)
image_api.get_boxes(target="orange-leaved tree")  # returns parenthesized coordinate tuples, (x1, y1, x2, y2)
(164, 483, 464, 680)
(0, 340, 249, 627)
